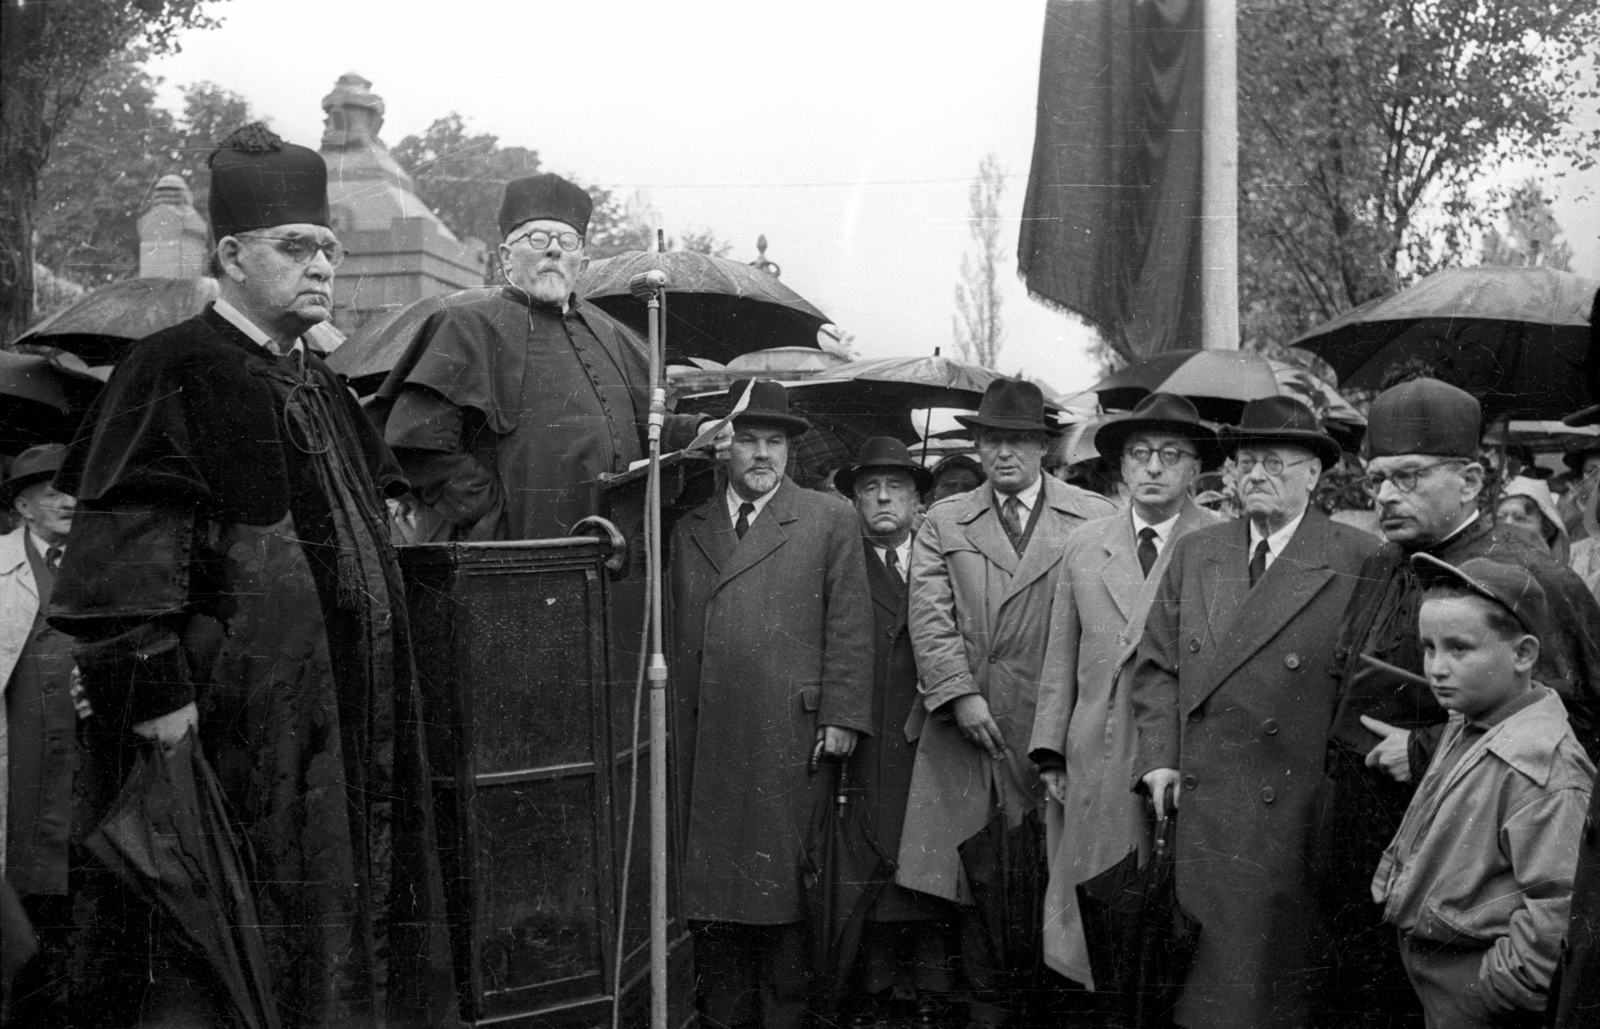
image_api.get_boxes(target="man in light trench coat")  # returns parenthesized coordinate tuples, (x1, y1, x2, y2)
(1028, 394, 1222, 998)
(669, 380, 873, 1029)
(899, 378, 1116, 1024)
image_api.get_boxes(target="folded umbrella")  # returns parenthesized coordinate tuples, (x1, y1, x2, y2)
(1076, 813, 1201, 1029)
(801, 758, 896, 1023)
(84, 733, 280, 1029)
(957, 771, 1047, 995)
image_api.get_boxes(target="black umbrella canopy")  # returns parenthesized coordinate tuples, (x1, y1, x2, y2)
(0, 350, 108, 452)
(579, 251, 831, 365)
(324, 286, 499, 394)
(1291, 266, 1597, 423)
(14, 277, 221, 364)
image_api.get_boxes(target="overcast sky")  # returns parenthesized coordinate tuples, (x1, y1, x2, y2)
(143, 0, 1599, 396)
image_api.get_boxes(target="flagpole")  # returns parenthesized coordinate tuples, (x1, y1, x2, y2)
(1201, 0, 1240, 350)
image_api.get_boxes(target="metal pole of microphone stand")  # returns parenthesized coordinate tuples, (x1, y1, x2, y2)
(644, 278, 670, 1029)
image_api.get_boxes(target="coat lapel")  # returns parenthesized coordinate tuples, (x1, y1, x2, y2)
(864, 539, 907, 622)
(1193, 510, 1338, 708)
(958, 485, 1019, 576)
(1113, 500, 1209, 662)
(1001, 479, 1075, 604)
(711, 480, 796, 594)
(1098, 512, 1143, 622)
(689, 497, 735, 575)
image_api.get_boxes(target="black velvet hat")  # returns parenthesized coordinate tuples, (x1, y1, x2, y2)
(498, 173, 594, 240)
(1365, 377, 1480, 459)
(1093, 392, 1223, 471)
(207, 124, 330, 239)
(835, 437, 934, 498)
(1221, 396, 1342, 470)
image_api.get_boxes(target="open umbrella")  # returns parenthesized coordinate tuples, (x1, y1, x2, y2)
(802, 760, 896, 1022)
(1092, 349, 1280, 423)
(579, 251, 830, 365)
(324, 286, 498, 394)
(84, 734, 280, 1029)
(1076, 814, 1201, 1028)
(14, 277, 221, 364)
(1290, 265, 1597, 423)
(0, 350, 108, 451)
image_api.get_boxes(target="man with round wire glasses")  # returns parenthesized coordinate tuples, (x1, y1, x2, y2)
(1315, 375, 1600, 1026)
(378, 172, 727, 542)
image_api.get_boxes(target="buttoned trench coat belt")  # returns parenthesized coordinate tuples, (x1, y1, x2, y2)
(897, 477, 1117, 905)
(1028, 499, 1218, 989)
(1127, 509, 1380, 1029)
(0, 528, 42, 877)
(669, 478, 874, 925)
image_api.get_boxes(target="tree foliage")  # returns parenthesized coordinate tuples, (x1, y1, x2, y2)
(33, 55, 251, 286)
(1479, 179, 1574, 270)
(1, 0, 223, 340)
(953, 152, 1007, 368)
(1237, 0, 1599, 349)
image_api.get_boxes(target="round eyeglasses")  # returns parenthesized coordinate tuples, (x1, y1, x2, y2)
(237, 233, 346, 269)
(507, 228, 583, 252)
(1361, 460, 1463, 497)
(1234, 453, 1317, 477)
(1123, 445, 1197, 467)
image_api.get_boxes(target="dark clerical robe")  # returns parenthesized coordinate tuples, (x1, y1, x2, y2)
(378, 287, 704, 541)
(1313, 514, 1600, 1027)
(50, 306, 457, 1029)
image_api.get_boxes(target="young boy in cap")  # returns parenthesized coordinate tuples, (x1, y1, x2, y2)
(1372, 554, 1594, 1027)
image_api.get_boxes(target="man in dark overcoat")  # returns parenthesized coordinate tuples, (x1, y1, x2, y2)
(48, 125, 456, 1029)
(669, 380, 872, 1029)
(833, 438, 954, 1012)
(1130, 397, 1380, 1029)
(1317, 376, 1600, 1027)
(379, 172, 723, 541)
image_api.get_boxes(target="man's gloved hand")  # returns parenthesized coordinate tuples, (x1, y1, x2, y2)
(814, 724, 859, 760)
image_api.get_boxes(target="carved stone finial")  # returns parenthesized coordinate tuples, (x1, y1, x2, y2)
(750, 234, 780, 278)
(321, 72, 386, 150)
(151, 174, 194, 208)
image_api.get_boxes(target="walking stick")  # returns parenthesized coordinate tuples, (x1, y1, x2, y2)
(628, 232, 672, 1029)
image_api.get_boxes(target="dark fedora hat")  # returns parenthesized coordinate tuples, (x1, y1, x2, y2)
(835, 437, 934, 498)
(954, 378, 1060, 436)
(723, 378, 811, 437)
(1563, 436, 1600, 474)
(1, 443, 68, 506)
(1221, 396, 1342, 470)
(1094, 392, 1223, 471)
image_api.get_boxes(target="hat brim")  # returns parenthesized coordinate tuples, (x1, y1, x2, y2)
(952, 414, 1062, 437)
(1221, 428, 1342, 470)
(0, 470, 55, 507)
(732, 412, 812, 437)
(1094, 417, 1224, 471)
(1563, 404, 1600, 427)
(835, 461, 934, 499)
(1563, 442, 1600, 472)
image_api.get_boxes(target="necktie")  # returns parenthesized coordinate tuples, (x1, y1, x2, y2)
(735, 502, 756, 540)
(1136, 527, 1158, 578)
(45, 546, 62, 572)
(1001, 495, 1024, 550)
(883, 547, 904, 587)
(1248, 538, 1271, 587)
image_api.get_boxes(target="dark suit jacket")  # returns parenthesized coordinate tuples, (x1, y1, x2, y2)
(1129, 508, 1379, 1029)
(669, 478, 873, 924)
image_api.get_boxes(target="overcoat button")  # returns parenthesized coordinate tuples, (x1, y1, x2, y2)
(1261, 787, 1276, 803)
(1263, 719, 1279, 735)
(886, 628, 897, 638)
(1189, 639, 1202, 653)
(1182, 774, 1198, 790)
(987, 654, 999, 664)
(1187, 710, 1204, 724)
(1284, 653, 1301, 670)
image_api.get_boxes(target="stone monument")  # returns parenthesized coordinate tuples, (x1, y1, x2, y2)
(137, 174, 209, 278)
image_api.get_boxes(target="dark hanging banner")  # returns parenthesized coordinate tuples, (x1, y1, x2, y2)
(1018, 0, 1205, 361)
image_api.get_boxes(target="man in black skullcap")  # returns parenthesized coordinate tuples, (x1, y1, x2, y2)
(1313, 376, 1600, 1028)
(379, 172, 723, 541)
(49, 124, 456, 1028)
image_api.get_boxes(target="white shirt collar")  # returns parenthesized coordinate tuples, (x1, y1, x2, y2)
(1131, 507, 1182, 551)
(26, 529, 61, 561)
(876, 537, 912, 570)
(995, 475, 1043, 514)
(726, 481, 780, 526)
(213, 298, 303, 357)
(1249, 507, 1308, 563)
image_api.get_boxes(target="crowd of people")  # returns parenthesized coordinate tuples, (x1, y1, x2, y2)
(2, 124, 1599, 1029)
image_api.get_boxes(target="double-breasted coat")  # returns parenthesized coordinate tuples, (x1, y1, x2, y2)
(1027, 499, 1218, 988)
(670, 477, 873, 925)
(855, 539, 946, 922)
(1129, 509, 1379, 1029)
(897, 476, 1116, 903)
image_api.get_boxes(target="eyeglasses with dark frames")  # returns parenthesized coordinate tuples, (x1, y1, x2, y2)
(1234, 453, 1318, 477)
(507, 228, 583, 252)
(236, 233, 346, 268)
(1361, 460, 1464, 497)
(1123, 444, 1198, 467)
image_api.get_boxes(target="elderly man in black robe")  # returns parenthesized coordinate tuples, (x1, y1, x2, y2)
(1315, 376, 1600, 1028)
(49, 125, 456, 1029)
(379, 173, 722, 541)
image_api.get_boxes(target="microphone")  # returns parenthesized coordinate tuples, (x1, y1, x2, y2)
(629, 270, 668, 297)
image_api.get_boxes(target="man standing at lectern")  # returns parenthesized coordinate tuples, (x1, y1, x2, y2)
(670, 380, 872, 1029)
(380, 172, 725, 541)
